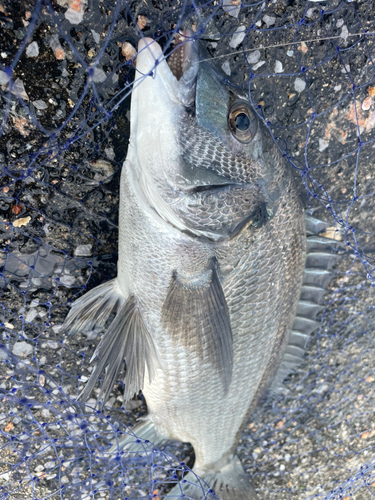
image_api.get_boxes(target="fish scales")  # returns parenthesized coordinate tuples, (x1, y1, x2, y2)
(63, 35, 306, 499)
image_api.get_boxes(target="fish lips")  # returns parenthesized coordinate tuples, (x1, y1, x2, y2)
(136, 34, 199, 108)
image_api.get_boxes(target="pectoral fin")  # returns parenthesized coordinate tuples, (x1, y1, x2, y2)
(162, 258, 233, 391)
(80, 294, 161, 404)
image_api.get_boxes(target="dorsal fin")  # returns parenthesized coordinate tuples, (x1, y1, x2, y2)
(269, 213, 344, 395)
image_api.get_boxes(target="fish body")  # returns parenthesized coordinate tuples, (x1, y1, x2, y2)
(64, 36, 306, 499)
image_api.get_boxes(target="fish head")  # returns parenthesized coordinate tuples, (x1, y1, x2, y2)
(128, 34, 288, 240)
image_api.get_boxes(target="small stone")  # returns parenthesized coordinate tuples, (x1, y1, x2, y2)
(319, 139, 329, 152)
(26, 41, 39, 57)
(35, 465, 44, 472)
(91, 29, 100, 44)
(336, 19, 344, 28)
(229, 26, 246, 49)
(287, 50, 294, 57)
(47, 342, 59, 350)
(65, 7, 84, 25)
(32, 100, 48, 110)
(92, 67, 106, 83)
(340, 25, 349, 41)
(274, 60, 283, 73)
(334, 85, 342, 92)
(11, 78, 29, 100)
(74, 244, 92, 257)
(221, 60, 231, 76)
(263, 15, 276, 28)
(294, 77, 306, 93)
(306, 8, 317, 19)
(252, 61, 265, 71)
(0, 70, 10, 85)
(247, 50, 260, 65)
(12, 341, 33, 357)
(341, 64, 350, 73)
(25, 308, 38, 323)
(59, 275, 75, 286)
(255, 20, 262, 27)
(222, 0, 241, 18)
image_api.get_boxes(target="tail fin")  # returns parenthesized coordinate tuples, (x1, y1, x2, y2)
(167, 455, 258, 500)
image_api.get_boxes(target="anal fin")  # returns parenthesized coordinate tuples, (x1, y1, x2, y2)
(109, 415, 168, 454)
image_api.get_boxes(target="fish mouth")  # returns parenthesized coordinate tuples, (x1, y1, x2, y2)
(137, 32, 198, 106)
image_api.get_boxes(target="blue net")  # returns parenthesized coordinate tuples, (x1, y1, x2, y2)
(1, 0, 375, 498)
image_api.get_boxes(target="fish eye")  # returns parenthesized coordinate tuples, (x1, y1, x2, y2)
(228, 101, 258, 143)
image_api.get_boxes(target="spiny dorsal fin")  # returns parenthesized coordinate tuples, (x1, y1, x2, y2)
(161, 258, 233, 391)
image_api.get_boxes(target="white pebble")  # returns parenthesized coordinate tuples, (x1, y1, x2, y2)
(25, 308, 38, 323)
(252, 61, 265, 71)
(92, 67, 106, 83)
(60, 275, 75, 286)
(341, 64, 350, 73)
(65, 7, 84, 25)
(32, 100, 48, 110)
(247, 50, 260, 65)
(222, 0, 240, 18)
(334, 84, 342, 91)
(294, 77, 306, 92)
(221, 60, 231, 76)
(287, 50, 294, 57)
(336, 19, 344, 28)
(255, 20, 262, 27)
(274, 60, 283, 73)
(280, 464, 285, 471)
(74, 244, 92, 257)
(263, 15, 276, 28)
(91, 29, 100, 44)
(306, 8, 317, 19)
(0, 70, 10, 85)
(340, 25, 349, 41)
(11, 78, 28, 100)
(319, 138, 329, 152)
(229, 26, 246, 48)
(34, 465, 44, 472)
(12, 341, 33, 357)
(26, 41, 39, 58)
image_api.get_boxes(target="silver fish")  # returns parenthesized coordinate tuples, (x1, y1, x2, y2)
(63, 35, 307, 499)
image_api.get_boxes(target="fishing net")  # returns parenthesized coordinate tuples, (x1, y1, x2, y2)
(1, 0, 375, 498)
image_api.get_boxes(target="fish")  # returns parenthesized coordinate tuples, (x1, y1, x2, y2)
(62, 33, 337, 499)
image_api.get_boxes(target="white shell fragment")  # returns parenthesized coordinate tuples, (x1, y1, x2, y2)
(252, 61, 265, 71)
(294, 77, 306, 93)
(221, 60, 231, 76)
(26, 41, 39, 57)
(229, 26, 246, 48)
(274, 60, 284, 73)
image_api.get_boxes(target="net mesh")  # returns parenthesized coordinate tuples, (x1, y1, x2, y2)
(1, 0, 375, 498)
